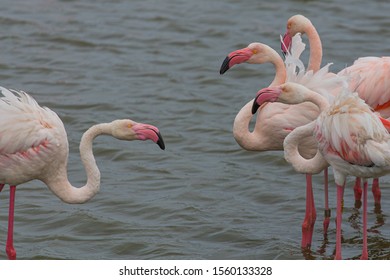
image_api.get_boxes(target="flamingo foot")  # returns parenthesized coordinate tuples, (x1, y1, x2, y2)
(372, 178, 381, 208)
(360, 252, 368, 260)
(6, 246, 16, 260)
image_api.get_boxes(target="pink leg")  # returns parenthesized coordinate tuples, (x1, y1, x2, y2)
(353, 177, 362, 208)
(372, 178, 381, 207)
(361, 180, 368, 260)
(323, 168, 330, 236)
(335, 183, 345, 260)
(6, 185, 16, 260)
(301, 174, 316, 249)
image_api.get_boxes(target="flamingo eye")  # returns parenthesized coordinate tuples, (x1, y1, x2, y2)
(127, 123, 133, 128)
(252, 49, 258, 54)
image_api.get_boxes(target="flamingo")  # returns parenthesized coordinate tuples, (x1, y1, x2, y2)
(252, 82, 390, 259)
(219, 35, 344, 249)
(0, 86, 165, 260)
(282, 14, 390, 208)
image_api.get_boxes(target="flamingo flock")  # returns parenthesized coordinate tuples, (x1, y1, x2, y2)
(221, 14, 390, 259)
(1, 12, 390, 261)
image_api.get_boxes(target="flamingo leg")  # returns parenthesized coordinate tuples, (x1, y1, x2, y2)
(371, 178, 381, 208)
(335, 183, 345, 260)
(353, 177, 362, 208)
(361, 180, 368, 260)
(301, 174, 316, 249)
(6, 185, 17, 260)
(323, 168, 330, 236)
(0, 184, 4, 192)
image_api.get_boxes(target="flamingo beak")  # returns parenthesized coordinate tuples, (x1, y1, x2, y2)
(281, 32, 292, 55)
(252, 87, 281, 114)
(219, 47, 254, 74)
(133, 124, 165, 150)
(156, 132, 165, 150)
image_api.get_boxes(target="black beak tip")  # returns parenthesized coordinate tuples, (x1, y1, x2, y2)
(251, 100, 260, 114)
(156, 133, 165, 150)
(219, 56, 230, 75)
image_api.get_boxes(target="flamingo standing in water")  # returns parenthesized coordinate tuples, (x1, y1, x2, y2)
(282, 14, 390, 208)
(219, 35, 344, 249)
(0, 86, 165, 260)
(252, 82, 390, 259)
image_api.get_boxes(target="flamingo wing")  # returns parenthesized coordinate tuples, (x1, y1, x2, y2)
(315, 90, 390, 167)
(338, 57, 390, 117)
(0, 87, 65, 157)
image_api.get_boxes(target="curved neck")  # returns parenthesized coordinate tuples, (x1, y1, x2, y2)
(305, 23, 322, 72)
(303, 89, 329, 111)
(266, 46, 287, 86)
(44, 123, 113, 204)
(233, 99, 263, 151)
(233, 49, 286, 150)
(284, 121, 329, 173)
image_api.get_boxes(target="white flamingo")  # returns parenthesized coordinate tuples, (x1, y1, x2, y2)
(253, 82, 390, 259)
(220, 34, 344, 248)
(0, 86, 165, 259)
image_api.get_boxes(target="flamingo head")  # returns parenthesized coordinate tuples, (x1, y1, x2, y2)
(252, 82, 308, 114)
(111, 120, 165, 150)
(282, 14, 310, 54)
(220, 43, 268, 74)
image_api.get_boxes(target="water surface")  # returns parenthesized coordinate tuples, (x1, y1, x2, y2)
(0, 0, 390, 259)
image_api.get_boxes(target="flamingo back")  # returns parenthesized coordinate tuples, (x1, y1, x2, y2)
(0, 87, 67, 185)
(338, 57, 390, 118)
(315, 88, 390, 169)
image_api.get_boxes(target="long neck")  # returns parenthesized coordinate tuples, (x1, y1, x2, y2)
(266, 46, 286, 86)
(305, 23, 322, 72)
(232, 50, 286, 150)
(284, 121, 329, 173)
(43, 123, 112, 204)
(303, 89, 329, 111)
(233, 99, 264, 151)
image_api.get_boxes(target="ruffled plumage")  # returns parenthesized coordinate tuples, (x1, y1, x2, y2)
(0, 87, 65, 155)
(315, 87, 390, 176)
(282, 34, 347, 104)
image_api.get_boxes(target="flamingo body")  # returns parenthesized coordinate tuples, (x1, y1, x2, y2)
(253, 82, 390, 259)
(220, 34, 345, 249)
(0, 86, 165, 259)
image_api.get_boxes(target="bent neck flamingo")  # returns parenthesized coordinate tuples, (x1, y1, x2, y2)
(253, 82, 390, 259)
(0, 86, 165, 259)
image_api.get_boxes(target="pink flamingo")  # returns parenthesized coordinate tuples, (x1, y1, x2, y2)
(253, 82, 390, 259)
(0, 86, 165, 260)
(220, 35, 344, 249)
(282, 14, 390, 208)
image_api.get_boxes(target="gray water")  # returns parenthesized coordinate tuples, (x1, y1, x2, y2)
(0, 0, 390, 260)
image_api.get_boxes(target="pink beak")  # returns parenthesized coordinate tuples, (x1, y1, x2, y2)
(133, 123, 165, 150)
(220, 47, 254, 74)
(281, 32, 292, 54)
